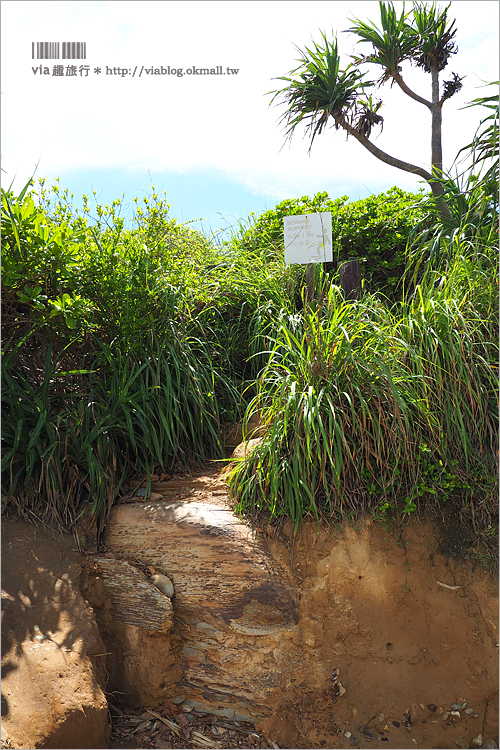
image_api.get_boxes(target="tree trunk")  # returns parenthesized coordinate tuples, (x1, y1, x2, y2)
(334, 99, 449, 204)
(334, 114, 434, 185)
(431, 66, 443, 176)
(428, 65, 447, 203)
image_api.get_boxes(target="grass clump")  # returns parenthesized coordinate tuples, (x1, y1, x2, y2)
(227, 265, 497, 533)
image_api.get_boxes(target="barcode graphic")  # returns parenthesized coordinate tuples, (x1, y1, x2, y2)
(32, 42, 87, 59)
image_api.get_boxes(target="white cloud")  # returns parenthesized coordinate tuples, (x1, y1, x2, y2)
(2, 0, 498, 199)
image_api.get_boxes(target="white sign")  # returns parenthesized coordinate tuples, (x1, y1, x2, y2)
(283, 212, 332, 265)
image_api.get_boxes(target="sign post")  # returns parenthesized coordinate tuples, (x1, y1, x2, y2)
(283, 212, 332, 265)
(283, 213, 332, 303)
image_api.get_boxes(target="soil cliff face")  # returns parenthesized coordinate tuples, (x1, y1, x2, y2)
(1, 521, 110, 750)
(96, 469, 499, 749)
(260, 515, 499, 749)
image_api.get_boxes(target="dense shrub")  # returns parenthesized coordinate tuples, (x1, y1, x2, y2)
(1, 180, 296, 529)
(228, 262, 498, 537)
(237, 186, 427, 297)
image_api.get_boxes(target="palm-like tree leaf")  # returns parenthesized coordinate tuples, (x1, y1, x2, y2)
(269, 32, 369, 150)
(457, 87, 499, 169)
(346, 1, 416, 78)
(410, 2, 458, 72)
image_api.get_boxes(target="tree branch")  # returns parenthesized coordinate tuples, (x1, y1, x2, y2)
(391, 71, 433, 110)
(333, 113, 434, 184)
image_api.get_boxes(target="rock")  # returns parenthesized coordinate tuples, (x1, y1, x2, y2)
(224, 411, 264, 449)
(150, 492, 165, 501)
(151, 574, 175, 598)
(472, 735, 483, 747)
(331, 668, 346, 701)
(1, 520, 110, 749)
(135, 489, 163, 501)
(410, 703, 419, 721)
(80, 556, 181, 707)
(101, 499, 299, 720)
(231, 437, 265, 460)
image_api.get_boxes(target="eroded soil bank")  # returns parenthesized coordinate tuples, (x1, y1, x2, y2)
(1, 520, 110, 749)
(1, 467, 498, 749)
(259, 511, 499, 749)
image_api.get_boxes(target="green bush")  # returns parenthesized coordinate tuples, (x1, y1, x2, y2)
(1, 179, 295, 529)
(236, 186, 427, 297)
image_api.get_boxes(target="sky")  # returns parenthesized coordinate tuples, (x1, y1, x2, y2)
(1, 1, 499, 240)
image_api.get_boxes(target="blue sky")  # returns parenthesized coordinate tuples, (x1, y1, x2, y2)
(2, 1, 499, 239)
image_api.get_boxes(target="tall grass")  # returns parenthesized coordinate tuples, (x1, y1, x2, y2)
(228, 261, 498, 532)
(2, 324, 241, 529)
(2, 172, 497, 549)
(1, 181, 295, 531)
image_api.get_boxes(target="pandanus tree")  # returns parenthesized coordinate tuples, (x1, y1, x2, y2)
(270, 1, 464, 199)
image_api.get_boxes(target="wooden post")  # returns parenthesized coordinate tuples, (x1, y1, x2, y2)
(339, 258, 361, 301)
(305, 263, 315, 304)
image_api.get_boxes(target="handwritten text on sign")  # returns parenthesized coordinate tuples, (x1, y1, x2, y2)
(283, 212, 332, 265)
